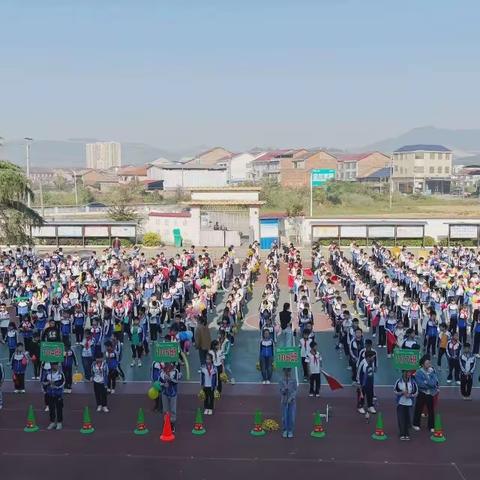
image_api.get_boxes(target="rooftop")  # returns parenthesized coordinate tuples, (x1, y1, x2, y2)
(336, 152, 385, 162)
(117, 165, 148, 176)
(363, 166, 392, 179)
(394, 144, 451, 153)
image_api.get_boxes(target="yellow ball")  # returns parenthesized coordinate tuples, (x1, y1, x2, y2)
(148, 387, 159, 400)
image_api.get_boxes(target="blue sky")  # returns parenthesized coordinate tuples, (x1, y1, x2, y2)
(1, 0, 479, 150)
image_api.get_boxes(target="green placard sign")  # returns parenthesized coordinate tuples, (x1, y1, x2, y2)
(153, 341, 179, 363)
(40, 342, 65, 362)
(275, 346, 301, 368)
(311, 169, 336, 187)
(393, 348, 421, 370)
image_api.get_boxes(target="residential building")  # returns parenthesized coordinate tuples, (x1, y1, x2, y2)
(249, 149, 290, 182)
(86, 141, 122, 170)
(357, 166, 392, 192)
(29, 167, 56, 185)
(146, 164, 228, 190)
(279, 150, 337, 187)
(78, 169, 119, 192)
(183, 147, 232, 167)
(117, 165, 148, 183)
(391, 144, 453, 194)
(336, 152, 390, 181)
(217, 152, 259, 183)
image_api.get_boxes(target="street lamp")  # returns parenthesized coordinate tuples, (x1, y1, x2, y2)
(24, 137, 33, 207)
(72, 169, 79, 206)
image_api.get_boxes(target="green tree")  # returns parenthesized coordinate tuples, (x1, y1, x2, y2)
(53, 174, 67, 191)
(0, 160, 43, 244)
(107, 183, 141, 221)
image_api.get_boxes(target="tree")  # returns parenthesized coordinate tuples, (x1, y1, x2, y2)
(286, 200, 304, 245)
(107, 183, 141, 222)
(53, 174, 67, 191)
(0, 160, 43, 244)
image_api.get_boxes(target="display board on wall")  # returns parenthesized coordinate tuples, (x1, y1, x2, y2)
(111, 225, 136, 237)
(57, 226, 82, 237)
(84, 226, 109, 237)
(396, 226, 424, 238)
(340, 225, 367, 238)
(32, 226, 56, 237)
(450, 225, 478, 239)
(368, 226, 395, 238)
(312, 225, 339, 238)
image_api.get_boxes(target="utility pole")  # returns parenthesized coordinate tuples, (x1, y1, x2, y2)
(24, 137, 33, 207)
(72, 170, 79, 206)
(389, 154, 394, 209)
(39, 180, 45, 217)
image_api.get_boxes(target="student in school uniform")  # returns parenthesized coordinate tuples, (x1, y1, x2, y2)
(104, 340, 120, 394)
(460, 342, 476, 400)
(357, 351, 376, 414)
(62, 340, 77, 393)
(92, 354, 109, 412)
(446, 332, 462, 384)
(394, 370, 418, 441)
(299, 328, 313, 382)
(130, 318, 144, 367)
(259, 329, 275, 384)
(43, 362, 65, 430)
(201, 352, 217, 415)
(81, 329, 95, 381)
(306, 341, 322, 397)
(29, 332, 41, 380)
(349, 328, 364, 383)
(6, 322, 18, 360)
(11, 342, 29, 393)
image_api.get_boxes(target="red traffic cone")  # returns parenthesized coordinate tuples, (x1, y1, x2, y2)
(160, 412, 175, 442)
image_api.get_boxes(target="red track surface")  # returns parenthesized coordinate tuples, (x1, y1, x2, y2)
(0, 389, 478, 480)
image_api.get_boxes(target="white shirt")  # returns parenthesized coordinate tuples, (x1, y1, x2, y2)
(305, 351, 322, 374)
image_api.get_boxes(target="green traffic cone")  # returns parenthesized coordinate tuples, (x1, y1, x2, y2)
(80, 406, 95, 434)
(24, 405, 39, 433)
(430, 413, 446, 443)
(192, 407, 206, 436)
(250, 409, 266, 437)
(134, 408, 149, 435)
(371, 412, 387, 441)
(311, 411, 326, 438)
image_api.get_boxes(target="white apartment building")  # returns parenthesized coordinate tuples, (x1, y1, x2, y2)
(391, 144, 453, 194)
(86, 142, 122, 170)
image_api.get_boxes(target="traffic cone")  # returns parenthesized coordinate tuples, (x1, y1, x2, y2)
(310, 411, 326, 438)
(24, 405, 39, 433)
(430, 413, 446, 443)
(160, 412, 175, 442)
(134, 408, 149, 435)
(80, 406, 95, 434)
(250, 409, 266, 437)
(371, 412, 387, 440)
(192, 407, 206, 436)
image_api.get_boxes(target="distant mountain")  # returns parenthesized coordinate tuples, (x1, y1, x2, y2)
(0, 139, 210, 168)
(358, 126, 480, 163)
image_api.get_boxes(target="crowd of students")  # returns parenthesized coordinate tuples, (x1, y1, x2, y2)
(312, 241, 478, 439)
(0, 242, 261, 430)
(1, 239, 477, 439)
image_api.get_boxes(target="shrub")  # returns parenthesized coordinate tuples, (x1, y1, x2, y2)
(142, 231, 162, 247)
